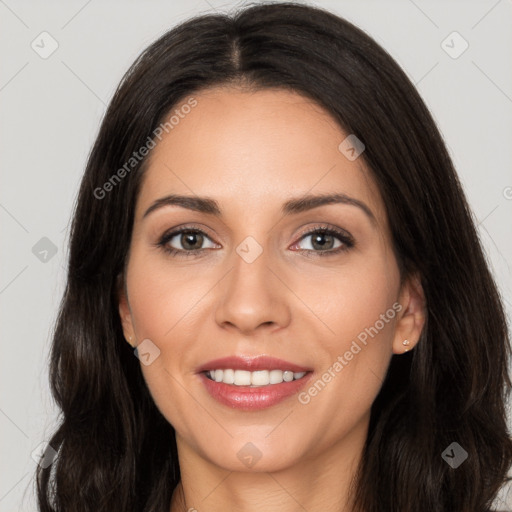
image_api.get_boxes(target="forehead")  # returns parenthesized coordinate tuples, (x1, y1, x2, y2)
(136, 86, 386, 224)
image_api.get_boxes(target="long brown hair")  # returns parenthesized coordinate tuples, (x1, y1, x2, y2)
(35, 2, 512, 511)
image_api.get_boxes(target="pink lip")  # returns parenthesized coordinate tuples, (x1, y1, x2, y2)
(198, 371, 314, 411)
(196, 355, 312, 373)
(196, 355, 314, 411)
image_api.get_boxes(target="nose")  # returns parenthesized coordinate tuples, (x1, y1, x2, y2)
(214, 244, 291, 335)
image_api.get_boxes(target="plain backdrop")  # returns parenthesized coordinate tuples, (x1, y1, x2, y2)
(1, 0, 511, 510)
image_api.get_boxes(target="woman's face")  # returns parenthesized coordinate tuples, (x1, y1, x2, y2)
(119, 86, 424, 473)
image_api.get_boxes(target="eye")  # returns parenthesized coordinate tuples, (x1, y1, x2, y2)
(290, 225, 354, 257)
(157, 226, 218, 257)
(156, 224, 355, 258)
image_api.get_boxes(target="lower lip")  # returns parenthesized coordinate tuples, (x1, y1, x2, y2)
(199, 372, 313, 411)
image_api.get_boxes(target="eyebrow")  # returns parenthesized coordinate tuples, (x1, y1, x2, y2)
(142, 192, 376, 223)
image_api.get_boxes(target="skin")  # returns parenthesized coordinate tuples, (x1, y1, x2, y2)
(118, 86, 426, 512)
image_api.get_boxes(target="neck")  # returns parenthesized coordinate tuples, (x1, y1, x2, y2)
(169, 417, 368, 512)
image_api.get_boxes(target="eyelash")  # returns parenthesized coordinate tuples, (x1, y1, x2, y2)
(155, 224, 355, 258)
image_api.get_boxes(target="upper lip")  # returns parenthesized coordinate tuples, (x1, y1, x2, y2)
(196, 355, 312, 373)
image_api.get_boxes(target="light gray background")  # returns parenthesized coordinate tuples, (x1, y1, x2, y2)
(1, 0, 511, 510)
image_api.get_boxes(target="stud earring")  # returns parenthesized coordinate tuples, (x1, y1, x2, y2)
(402, 339, 410, 352)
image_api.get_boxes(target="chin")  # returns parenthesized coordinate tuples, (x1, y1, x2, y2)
(193, 433, 306, 473)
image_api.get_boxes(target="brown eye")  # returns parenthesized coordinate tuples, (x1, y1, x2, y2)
(291, 226, 354, 257)
(157, 227, 218, 257)
(178, 231, 205, 251)
(301, 231, 339, 251)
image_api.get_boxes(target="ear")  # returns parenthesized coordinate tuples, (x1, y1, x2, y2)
(392, 272, 426, 354)
(117, 273, 136, 347)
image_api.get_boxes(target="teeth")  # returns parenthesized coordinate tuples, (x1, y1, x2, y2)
(206, 369, 307, 386)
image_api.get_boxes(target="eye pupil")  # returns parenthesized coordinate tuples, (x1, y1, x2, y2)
(182, 231, 203, 250)
(312, 232, 334, 250)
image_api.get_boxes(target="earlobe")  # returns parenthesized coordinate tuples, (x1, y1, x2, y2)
(392, 273, 426, 354)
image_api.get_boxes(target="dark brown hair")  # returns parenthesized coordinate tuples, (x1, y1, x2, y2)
(35, 2, 512, 511)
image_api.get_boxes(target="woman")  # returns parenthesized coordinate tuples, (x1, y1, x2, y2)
(35, 2, 512, 511)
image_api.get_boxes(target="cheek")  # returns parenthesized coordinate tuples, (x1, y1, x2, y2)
(126, 249, 204, 339)
(294, 247, 399, 349)
(294, 249, 399, 408)
(294, 282, 397, 446)
(125, 250, 212, 419)
(125, 260, 196, 432)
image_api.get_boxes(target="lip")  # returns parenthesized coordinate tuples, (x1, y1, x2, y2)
(196, 355, 312, 373)
(198, 371, 314, 411)
(196, 356, 314, 411)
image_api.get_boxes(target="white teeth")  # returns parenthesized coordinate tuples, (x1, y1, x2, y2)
(251, 370, 269, 386)
(223, 368, 235, 384)
(234, 370, 252, 386)
(206, 369, 307, 386)
(283, 371, 294, 382)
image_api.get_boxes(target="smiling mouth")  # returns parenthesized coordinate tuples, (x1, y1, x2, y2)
(203, 369, 309, 387)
